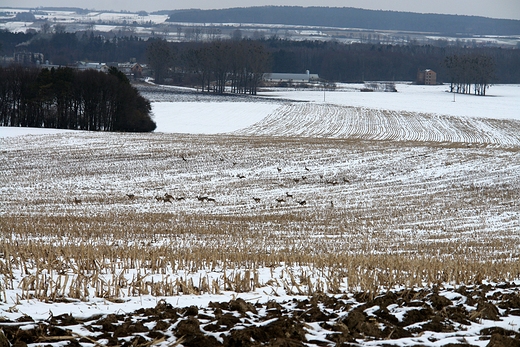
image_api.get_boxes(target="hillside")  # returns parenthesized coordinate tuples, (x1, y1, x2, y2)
(166, 6, 520, 36)
(2, 83, 520, 346)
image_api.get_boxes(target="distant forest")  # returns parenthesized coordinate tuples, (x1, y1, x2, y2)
(166, 6, 520, 36)
(2, 30, 519, 84)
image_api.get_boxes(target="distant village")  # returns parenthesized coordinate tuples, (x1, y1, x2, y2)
(4, 51, 148, 80)
(4, 51, 439, 87)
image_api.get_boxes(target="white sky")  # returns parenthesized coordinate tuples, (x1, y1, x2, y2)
(2, 0, 520, 20)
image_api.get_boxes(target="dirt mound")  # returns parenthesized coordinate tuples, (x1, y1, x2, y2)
(2, 284, 520, 346)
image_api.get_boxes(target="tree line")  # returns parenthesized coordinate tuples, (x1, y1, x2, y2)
(3, 30, 520, 85)
(145, 38, 517, 89)
(147, 39, 269, 94)
(260, 39, 520, 84)
(166, 6, 520, 36)
(444, 54, 495, 95)
(0, 65, 156, 132)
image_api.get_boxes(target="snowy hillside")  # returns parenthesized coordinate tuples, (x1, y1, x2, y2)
(1, 83, 520, 346)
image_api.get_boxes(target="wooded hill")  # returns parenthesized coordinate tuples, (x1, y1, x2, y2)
(166, 6, 520, 36)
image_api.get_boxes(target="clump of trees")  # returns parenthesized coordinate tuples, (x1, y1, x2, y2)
(0, 66, 156, 132)
(183, 40, 269, 95)
(444, 54, 495, 96)
(147, 39, 269, 95)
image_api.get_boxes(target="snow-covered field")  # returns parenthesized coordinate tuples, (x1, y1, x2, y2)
(146, 83, 520, 147)
(151, 102, 280, 134)
(259, 83, 520, 120)
(0, 8, 169, 33)
(2, 7, 520, 47)
(1, 83, 520, 346)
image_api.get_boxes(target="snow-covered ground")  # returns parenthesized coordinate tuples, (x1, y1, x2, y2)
(259, 83, 520, 120)
(2, 7, 519, 47)
(2, 83, 519, 138)
(151, 102, 280, 134)
(0, 126, 76, 138)
(146, 83, 520, 136)
(1, 84, 520, 346)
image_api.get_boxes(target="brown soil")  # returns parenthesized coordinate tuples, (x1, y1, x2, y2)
(2, 283, 520, 346)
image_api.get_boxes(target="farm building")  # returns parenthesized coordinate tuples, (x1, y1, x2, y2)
(264, 70, 320, 83)
(14, 51, 44, 65)
(109, 62, 144, 79)
(75, 61, 109, 73)
(417, 69, 437, 85)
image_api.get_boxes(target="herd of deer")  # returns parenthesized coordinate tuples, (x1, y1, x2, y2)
(70, 164, 346, 207)
(71, 192, 308, 207)
(155, 193, 186, 203)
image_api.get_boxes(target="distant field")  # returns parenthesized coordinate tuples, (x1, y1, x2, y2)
(2, 7, 519, 47)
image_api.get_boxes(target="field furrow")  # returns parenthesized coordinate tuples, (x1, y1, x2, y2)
(235, 103, 520, 147)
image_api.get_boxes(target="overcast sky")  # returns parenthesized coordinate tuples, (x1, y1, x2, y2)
(2, 0, 520, 20)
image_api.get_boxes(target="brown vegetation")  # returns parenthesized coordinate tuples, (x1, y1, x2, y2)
(1, 131, 519, 302)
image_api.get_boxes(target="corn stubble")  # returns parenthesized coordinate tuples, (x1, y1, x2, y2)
(1, 131, 520, 302)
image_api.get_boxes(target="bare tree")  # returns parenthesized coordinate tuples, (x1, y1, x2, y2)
(146, 39, 174, 84)
(444, 54, 495, 96)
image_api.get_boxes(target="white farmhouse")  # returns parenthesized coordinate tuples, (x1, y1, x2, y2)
(264, 70, 319, 83)
(75, 62, 109, 73)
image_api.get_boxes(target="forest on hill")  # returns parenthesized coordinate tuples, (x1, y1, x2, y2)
(166, 6, 520, 36)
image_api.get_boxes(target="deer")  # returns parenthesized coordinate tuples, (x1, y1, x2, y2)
(73, 197, 82, 204)
(155, 196, 172, 203)
(126, 194, 135, 200)
(297, 200, 307, 206)
(253, 197, 261, 203)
